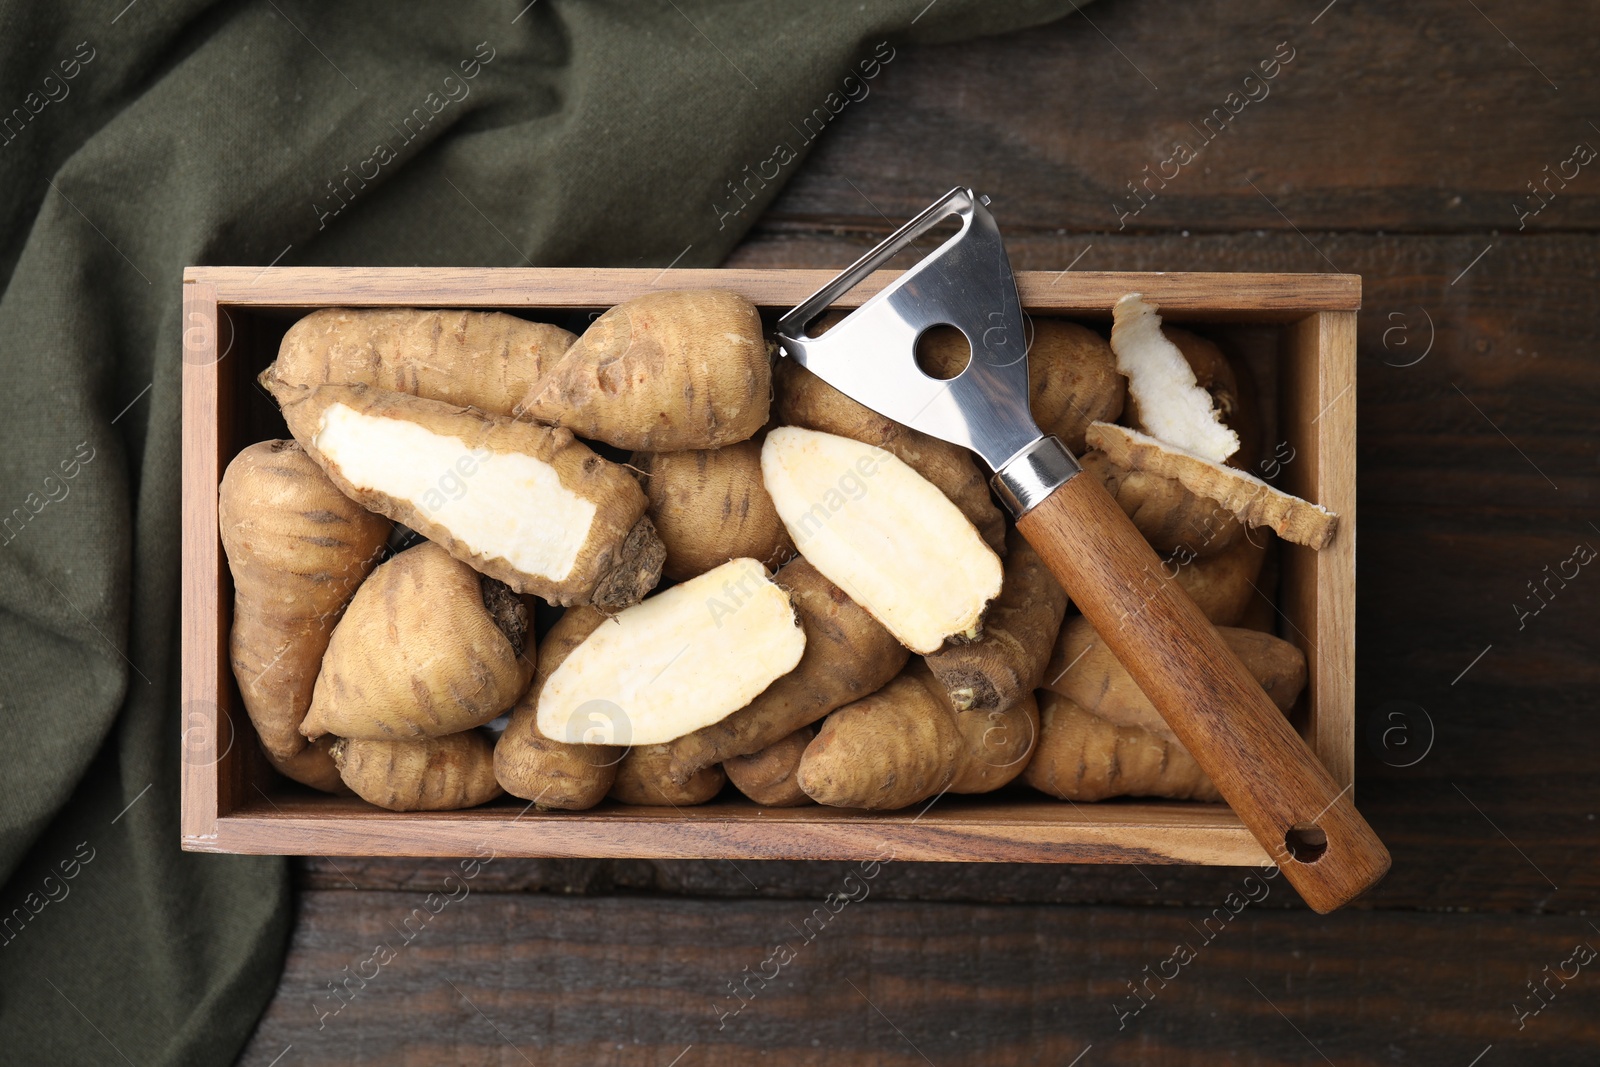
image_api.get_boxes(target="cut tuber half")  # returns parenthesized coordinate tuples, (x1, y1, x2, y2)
(536, 557, 807, 747)
(760, 426, 1003, 655)
(268, 381, 664, 608)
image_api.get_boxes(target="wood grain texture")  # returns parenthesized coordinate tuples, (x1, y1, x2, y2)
(763, 0, 1600, 235)
(184, 266, 1358, 319)
(200, 792, 1269, 867)
(1016, 469, 1385, 912)
(179, 279, 224, 842)
(1281, 311, 1357, 792)
(238, 891, 1600, 1066)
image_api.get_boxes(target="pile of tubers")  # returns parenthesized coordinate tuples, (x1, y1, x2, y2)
(221, 289, 1336, 813)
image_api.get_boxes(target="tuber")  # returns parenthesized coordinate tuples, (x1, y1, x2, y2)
(494, 606, 621, 810)
(1043, 616, 1306, 743)
(536, 557, 807, 747)
(521, 289, 769, 451)
(301, 541, 534, 741)
(331, 732, 503, 811)
(1023, 691, 1220, 802)
(220, 440, 390, 761)
(761, 426, 1003, 655)
(924, 530, 1068, 714)
(268, 381, 664, 608)
(610, 744, 726, 806)
(264, 736, 351, 795)
(1171, 528, 1270, 626)
(265, 307, 575, 416)
(633, 441, 794, 581)
(949, 691, 1040, 795)
(724, 726, 815, 807)
(797, 665, 961, 810)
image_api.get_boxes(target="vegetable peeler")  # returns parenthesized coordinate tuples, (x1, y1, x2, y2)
(775, 187, 1389, 913)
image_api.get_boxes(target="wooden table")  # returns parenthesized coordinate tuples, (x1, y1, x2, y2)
(240, 3, 1600, 1062)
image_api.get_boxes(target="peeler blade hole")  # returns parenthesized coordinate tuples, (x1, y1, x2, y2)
(914, 323, 971, 381)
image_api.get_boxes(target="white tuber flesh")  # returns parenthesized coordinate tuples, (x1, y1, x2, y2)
(1110, 294, 1239, 463)
(760, 426, 1003, 655)
(536, 558, 806, 746)
(314, 402, 595, 582)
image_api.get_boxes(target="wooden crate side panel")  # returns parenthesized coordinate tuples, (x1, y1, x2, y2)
(185, 266, 1360, 320)
(197, 798, 1272, 866)
(1281, 311, 1358, 791)
(180, 280, 225, 840)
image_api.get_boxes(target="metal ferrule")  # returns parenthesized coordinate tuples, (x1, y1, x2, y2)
(992, 435, 1080, 516)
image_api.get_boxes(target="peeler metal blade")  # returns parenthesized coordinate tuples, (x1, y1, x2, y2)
(774, 187, 1047, 477)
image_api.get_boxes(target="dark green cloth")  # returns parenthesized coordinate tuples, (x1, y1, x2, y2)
(0, 2, 1072, 1062)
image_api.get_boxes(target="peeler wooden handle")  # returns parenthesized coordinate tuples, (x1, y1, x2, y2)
(1009, 445, 1390, 913)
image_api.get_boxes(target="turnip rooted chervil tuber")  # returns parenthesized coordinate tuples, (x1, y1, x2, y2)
(759, 426, 1003, 656)
(535, 558, 807, 747)
(267, 381, 664, 610)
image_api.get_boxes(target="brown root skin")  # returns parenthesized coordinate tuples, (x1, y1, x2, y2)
(1024, 691, 1220, 802)
(949, 692, 1040, 794)
(220, 440, 391, 762)
(268, 382, 661, 606)
(480, 576, 530, 655)
(1025, 319, 1126, 454)
(301, 542, 535, 741)
(586, 516, 668, 614)
(264, 736, 351, 795)
(1078, 449, 1243, 559)
(663, 558, 908, 785)
(264, 307, 575, 416)
(632, 442, 794, 582)
(925, 530, 1068, 714)
(521, 289, 770, 451)
(1172, 528, 1270, 626)
(1088, 421, 1338, 550)
(610, 744, 726, 806)
(494, 606, 621, 810)
(331, 732, 503, 811)
(774, 351, 1007, 555)
(724, 726, 816, 807)
(1043, 616, 1306, 743)
(797, 665, 960, 810)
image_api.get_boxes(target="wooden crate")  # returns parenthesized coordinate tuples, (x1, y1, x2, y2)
(181, 267, 1358, 865)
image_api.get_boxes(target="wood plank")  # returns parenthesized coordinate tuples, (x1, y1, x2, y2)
(238, 891, 1600, 1065)
(764, 0, 1600, 234)
(200, 792, 1270, 867)
(184, 266, 1359, 318)
(179, 279, 223, 841)
(1280, 311, 1358, 792)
